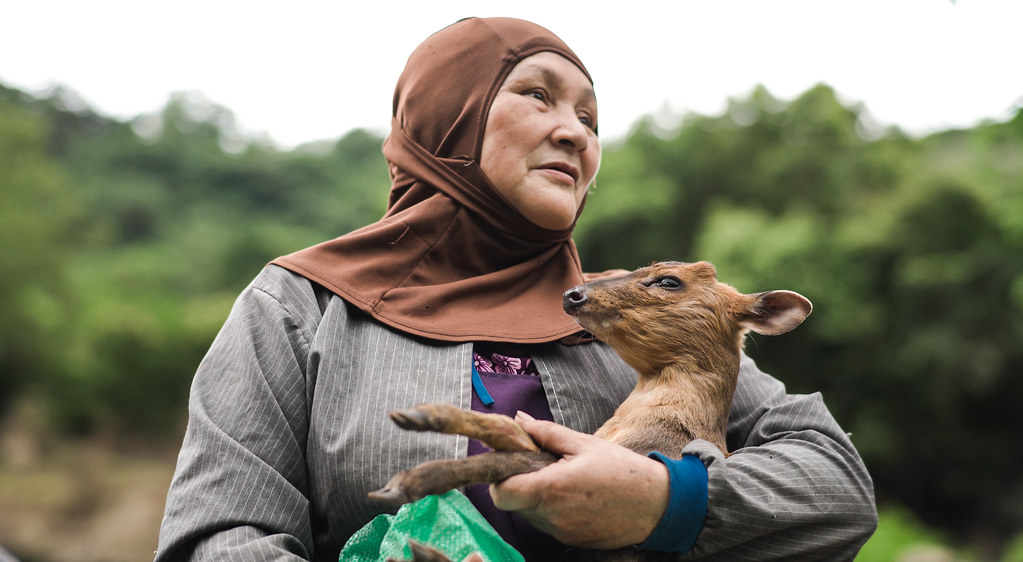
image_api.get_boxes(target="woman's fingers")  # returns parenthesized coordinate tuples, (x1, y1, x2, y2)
(488, 414, 671, 549)
(512, 410, 597, 456)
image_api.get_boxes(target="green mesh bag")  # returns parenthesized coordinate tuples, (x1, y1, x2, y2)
(340, 490, 525, 562)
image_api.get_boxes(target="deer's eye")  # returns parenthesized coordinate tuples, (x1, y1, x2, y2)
(655, 276, 684, 290)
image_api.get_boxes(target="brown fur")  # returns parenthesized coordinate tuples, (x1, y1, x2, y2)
(370, 261, 812, 560)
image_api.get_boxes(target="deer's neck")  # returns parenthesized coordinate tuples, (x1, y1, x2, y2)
(647, 361, 736, 441)
(597, 355, 739, 456)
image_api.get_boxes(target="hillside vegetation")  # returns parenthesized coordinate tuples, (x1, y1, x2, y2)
(2, 82, 1021, 558)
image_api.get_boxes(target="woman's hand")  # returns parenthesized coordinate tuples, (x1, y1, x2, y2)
(488, 412, 670, 550)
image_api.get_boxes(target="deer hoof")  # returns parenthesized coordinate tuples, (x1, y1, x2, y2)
(368, 484, 416, 505)
(367, 472, 419, 505)
(390, 408, 443, 431)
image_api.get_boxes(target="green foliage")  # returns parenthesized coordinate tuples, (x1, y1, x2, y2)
(1, 79, 1021, 554)
(0, 83, 390, 440)
(0, 86, 82, 411)
(1004, 534, 1023, 562)
(859, 506, 981, 561)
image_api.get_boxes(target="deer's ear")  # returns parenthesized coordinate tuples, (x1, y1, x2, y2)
(736, 290, 812, 336)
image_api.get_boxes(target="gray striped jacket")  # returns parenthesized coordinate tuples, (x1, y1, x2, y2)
(155, 265, 877, 561)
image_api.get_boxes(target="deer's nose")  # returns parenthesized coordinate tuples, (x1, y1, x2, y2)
(563, 287, 589, 312)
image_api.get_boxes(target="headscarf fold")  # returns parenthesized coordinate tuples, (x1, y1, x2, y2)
(272, 17, 595, 343)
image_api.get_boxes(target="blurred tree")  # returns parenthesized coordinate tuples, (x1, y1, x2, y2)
(0, 86, 80, 414)
(2, 78, 1021, 555)
(0, 85, 394, 442)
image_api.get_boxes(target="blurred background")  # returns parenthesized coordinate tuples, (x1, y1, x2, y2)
(1, 1, 1022, 561)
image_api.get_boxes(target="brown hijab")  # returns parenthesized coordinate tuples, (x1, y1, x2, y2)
(272, 17, 599, 344)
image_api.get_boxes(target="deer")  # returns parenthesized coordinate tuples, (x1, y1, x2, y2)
(370, 261, 812, 561)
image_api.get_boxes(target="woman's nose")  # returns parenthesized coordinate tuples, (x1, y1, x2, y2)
(551, 107, 589, 151)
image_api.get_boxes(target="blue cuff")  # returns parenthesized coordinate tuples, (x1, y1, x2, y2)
(636, 452, 708, 554)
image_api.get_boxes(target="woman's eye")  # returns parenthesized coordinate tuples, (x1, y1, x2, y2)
(526, 90, 547, 102)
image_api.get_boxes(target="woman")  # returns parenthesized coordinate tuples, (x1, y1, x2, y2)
(155, 17, 877, 561)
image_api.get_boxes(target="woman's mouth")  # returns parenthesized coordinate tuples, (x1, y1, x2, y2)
(537, 162, 580, 185)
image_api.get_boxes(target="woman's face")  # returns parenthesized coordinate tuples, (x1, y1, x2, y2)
(480, 52, 600, 230)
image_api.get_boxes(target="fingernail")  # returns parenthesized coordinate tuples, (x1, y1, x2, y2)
(515, 411, 536, 422)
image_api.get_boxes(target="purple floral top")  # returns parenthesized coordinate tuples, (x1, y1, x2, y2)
(472, 350, 539, 376)
(466, 343, 566, 561)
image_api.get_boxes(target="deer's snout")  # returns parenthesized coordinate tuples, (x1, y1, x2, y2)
(563, 286, 589, 313)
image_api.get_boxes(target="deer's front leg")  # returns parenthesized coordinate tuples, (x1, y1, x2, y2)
(389, 403, 540, 452)
(368, 450, 556, 504)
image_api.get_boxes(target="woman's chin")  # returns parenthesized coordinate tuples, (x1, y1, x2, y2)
(517, 199, 581, 230)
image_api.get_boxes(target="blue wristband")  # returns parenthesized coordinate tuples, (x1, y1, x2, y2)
(637, 452, 709, 554)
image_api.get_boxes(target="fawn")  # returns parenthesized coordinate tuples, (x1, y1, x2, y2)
(371, 261, 812, 560)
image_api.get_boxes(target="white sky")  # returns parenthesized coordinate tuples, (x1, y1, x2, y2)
(3, 0, 1021, 148)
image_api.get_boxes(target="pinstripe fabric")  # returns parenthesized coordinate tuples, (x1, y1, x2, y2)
(155, 266, 876, 561)
(680, 354, 878, 560)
